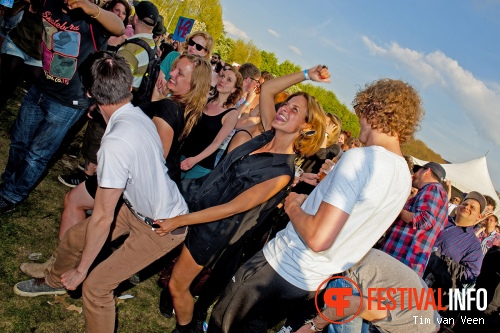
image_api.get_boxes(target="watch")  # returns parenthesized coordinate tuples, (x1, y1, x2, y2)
(304, 318, 323, 332)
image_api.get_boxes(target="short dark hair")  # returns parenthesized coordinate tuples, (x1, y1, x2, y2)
(82, 52, 133, 106)
(238, 62, 260, 80)
(484, 195, 497, 210)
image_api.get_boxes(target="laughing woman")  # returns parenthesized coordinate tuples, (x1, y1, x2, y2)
(153, 65, 330, 332)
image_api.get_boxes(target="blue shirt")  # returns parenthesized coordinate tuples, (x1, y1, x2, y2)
(434, 217, 483, 283)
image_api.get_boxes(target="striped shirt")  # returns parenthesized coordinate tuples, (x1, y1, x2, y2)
(477, 230, 500, 255)
(117, 33, 155, 89)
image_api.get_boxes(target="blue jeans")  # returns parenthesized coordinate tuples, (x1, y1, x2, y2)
(0, 85, 85, 203)
(327, 278, 370, 333)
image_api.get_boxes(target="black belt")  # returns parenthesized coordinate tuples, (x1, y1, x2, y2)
(123, 197, 187, 235)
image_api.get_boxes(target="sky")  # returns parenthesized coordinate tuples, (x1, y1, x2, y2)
(219, 0, 500, 191)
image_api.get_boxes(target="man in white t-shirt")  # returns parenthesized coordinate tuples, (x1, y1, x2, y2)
(209, 78, 425, 333)
(14, 52, 188, 333)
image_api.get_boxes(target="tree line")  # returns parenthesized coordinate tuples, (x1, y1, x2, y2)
(152, 0, 448, 160)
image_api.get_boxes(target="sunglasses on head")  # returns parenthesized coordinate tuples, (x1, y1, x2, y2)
(188, 39, 207, 52)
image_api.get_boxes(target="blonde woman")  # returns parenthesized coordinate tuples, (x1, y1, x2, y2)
(153, 65, 330, 332)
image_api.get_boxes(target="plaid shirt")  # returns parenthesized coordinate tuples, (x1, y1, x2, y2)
(379, 182, 448, 277)
(477, 230, 500, 255)
(434, 217, 483, 283)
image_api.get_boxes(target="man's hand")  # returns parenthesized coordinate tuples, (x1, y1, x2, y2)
(301, 172, 320, 186)
(319, 159, 335, 175)
(285, 192, 308, 215)
(61, 268, 88, 290)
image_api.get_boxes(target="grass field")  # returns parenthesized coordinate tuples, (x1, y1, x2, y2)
(0, 88, 182, 333)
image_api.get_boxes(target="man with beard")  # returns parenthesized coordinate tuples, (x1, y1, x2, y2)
(378, 162, 449, 277)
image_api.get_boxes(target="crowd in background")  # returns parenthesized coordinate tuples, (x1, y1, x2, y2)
(0, 1, 498, 333)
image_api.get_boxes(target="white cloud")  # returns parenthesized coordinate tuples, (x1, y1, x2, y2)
(288, 46, 302, 56)
(267, 29, 280, 38)
(362, 36, 500, 145)
(223, 20, 249, 40)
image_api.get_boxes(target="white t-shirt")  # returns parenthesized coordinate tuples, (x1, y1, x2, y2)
(97, 103, 188, 220)
(263, 146, 411, 291)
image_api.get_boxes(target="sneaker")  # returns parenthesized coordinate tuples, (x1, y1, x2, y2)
(66, 144, 80, 159)
(14, 278, 66, 297)
(0, 195, 15, 214)
(20, 255, 56, 278)
(58, 172, 89, 188)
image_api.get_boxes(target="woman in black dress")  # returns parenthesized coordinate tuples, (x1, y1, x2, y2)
(154, 65, 332, 332)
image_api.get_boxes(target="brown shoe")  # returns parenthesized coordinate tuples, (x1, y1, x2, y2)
(20, 255, 56, 278)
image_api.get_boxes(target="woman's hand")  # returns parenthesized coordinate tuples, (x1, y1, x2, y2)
(154, 217, 182, 236)
(307, 65, 331, 83)
(180, 157, 198, 171)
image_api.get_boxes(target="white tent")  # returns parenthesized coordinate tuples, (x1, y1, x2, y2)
(411, 156, 500, 216)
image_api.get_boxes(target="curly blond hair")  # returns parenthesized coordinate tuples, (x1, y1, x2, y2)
(353, 79, 424, 144)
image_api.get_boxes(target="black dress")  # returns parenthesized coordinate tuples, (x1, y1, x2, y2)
(184, 131, 296, 267)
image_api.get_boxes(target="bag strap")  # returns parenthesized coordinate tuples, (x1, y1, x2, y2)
(118, 38, 156, 61)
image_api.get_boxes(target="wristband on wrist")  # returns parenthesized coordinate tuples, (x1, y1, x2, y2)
(303, 69, 310, 80)
(244, 100, 250, 106)
(90, 4, 101, 19)
(304, 318, 323, 332)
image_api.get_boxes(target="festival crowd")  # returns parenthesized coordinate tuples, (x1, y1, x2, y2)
(0, 0, 498, 332)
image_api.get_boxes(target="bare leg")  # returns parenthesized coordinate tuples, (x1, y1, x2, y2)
(59, 181, 94, 239)
(169, 245, 204, 325)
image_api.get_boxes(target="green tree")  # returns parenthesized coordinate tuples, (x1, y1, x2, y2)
(214, 35, 234, 61)
(276, 60, 301, 77)
(154, 0, 223, 43)
(226, 39, 261, 67)
(260, 51, 279, 75)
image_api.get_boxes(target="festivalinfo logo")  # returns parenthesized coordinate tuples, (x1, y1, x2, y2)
(315, 276, 489, 325)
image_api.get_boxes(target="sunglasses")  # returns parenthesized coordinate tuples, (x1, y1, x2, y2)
(188, 39, 207, 52)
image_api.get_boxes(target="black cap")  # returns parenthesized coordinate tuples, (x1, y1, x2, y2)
(413, 162, 446, 182)
(135, 1, 159, 27)
(153, 15, 166, 36)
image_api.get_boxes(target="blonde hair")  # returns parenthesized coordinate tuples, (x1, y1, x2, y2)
(288, 92, 326, 157)
(170, 54, 212, 139)
(325, 113, 342, 146)
(185, 31, 213, 60)
(353, 79, 424, 144)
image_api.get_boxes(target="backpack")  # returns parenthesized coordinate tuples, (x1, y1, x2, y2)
(117, 38, 162, 106)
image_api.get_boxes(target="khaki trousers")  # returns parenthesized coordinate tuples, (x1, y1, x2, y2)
(46, 205, 187, 333)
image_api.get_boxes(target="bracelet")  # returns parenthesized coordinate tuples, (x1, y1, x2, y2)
(304, 319, 323, 332)
(303, 69, 310, 80)
(90, 4, 101, 19)
(244, 100, 250, 106)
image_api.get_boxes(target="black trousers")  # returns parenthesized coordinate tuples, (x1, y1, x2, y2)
(208, 250, 316, 333)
